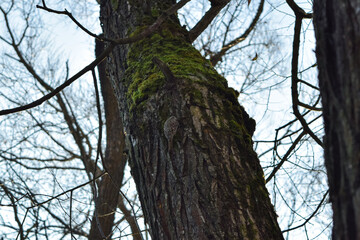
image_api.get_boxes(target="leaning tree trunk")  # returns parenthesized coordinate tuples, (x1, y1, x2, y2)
(88, 38, 128, 239)
(313, 1, 360, 239)
(99, 0, 283, 239)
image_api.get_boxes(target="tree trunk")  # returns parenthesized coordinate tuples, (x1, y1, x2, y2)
(88, 38, 128, 239)
(99, 0, 283, 239)
(313, 1, 360, 239)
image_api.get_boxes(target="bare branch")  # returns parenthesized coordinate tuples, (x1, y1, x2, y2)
(188, 0, 230, 42)
(0, 181, 25, 240)
(282, 190, 329, 233)
(210, 0, 264, 65)
(266, 131, 306, 183)
(298, 78, 320, 91)
(286, 0, 312, 18)
(290, 13, 323, 147)
(117, 194, 143, 240)
(29, 172, 106, 209)
(0, 0, 192, 116)
(298, 101, 322, 111)
(36, 3, 113, 42)
(0, 42, 115, 116)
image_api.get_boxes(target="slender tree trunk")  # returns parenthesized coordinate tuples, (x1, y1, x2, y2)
(88, 38, 128, 240)
(99, 0, 283, 239)
(313, 1, 360, 239)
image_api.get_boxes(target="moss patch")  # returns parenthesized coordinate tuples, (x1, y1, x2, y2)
(125, 23, 255, 142)
(125, 25, 225, 111)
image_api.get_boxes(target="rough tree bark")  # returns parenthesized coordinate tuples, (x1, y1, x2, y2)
(313, 1, 360, 239)
(99, 0, 283, 239)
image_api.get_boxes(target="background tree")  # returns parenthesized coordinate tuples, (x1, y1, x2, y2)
(314, 0, 360, 239)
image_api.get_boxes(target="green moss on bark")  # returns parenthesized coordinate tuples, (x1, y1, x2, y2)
(126, 25, 224, 110)
(126, 23, 255, 143)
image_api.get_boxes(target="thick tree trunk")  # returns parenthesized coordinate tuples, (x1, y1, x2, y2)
(99, 0, 283, 239)
(313, 1, 360, 239)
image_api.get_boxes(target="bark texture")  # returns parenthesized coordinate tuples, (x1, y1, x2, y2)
(88, 38, 127, 239)
(313, 1, 360, 239)
(99, 0, 283, 239)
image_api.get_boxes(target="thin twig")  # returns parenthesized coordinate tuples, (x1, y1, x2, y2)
(282, 190, 329, 233)
(298, 79, 320, 91)
(210, 0, 264, 65)
(266, 131, 306, 183)
(36, 3, 114, 42)
(70, 190, 73, 239)
(0, 42, 115, 116)
(298, 101, 322, 111)
(29, 172, 106, 208)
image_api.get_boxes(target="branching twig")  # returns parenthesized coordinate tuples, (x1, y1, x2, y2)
(36, 3, 113, 42)
(0, 42, 116, 116)
(0, 0, 192, 116)
(117, 194, 143, 240)
(266, 131, 306, 183)
(287, 2, 322, 147)
(286, 0, 312, 18)
(0, 181, 25, 240)
(267, 111, 322, 183)
(210, 0, 264, 65)
(29, 172, 105, 209)
(282, 190, 329, 233)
